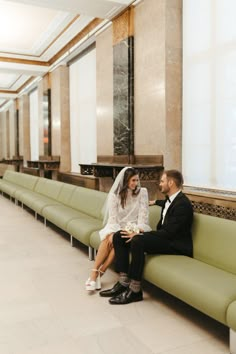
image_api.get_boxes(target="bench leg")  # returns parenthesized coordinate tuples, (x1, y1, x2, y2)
(70, 235, 74, 247)
(89, 247, 94, 261)
(230, 329, 236, 354)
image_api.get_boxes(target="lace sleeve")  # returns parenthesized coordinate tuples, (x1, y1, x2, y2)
(137, 188, 151, 232)
(99, 193, 120, 240)
(107, 192, 119, 224)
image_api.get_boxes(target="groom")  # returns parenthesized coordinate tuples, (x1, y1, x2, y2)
(99, 169, 193, 304)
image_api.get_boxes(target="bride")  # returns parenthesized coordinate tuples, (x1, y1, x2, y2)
(86, 166, 151, 291)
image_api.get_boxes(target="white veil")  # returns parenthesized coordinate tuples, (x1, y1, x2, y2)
(102, 166, 133, 225)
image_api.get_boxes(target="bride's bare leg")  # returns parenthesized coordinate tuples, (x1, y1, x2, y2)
(99, 247, 115, 274)
(89, 238, 112, 281)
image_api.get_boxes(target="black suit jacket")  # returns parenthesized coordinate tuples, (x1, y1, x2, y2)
(155, 192, 193, 257)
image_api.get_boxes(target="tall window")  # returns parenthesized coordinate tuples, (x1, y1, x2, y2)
(29, 89, 39, 161)
(69, 48, 97, 173)
(182, 0, 236, 191)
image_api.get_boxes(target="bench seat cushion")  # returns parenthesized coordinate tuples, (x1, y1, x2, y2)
(14, 189, 60, 213)
(30, 195, 61, 214)
(227, 301, 236, 331)
(143, 254, 236, 325)
(42, 205, 92, 230)
(0, 181, 27, 198)
(67, 218, 103, 246)
(89, 230, 101, 250)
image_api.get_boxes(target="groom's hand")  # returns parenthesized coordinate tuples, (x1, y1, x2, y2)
(121, 230, 137, 243)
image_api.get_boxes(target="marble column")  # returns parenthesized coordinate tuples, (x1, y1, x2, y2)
(0, 111, 6, 159)
(112, 8, 134, 163)
(96, 25, 114, 160)
(50, 65, 71, 172)
(15, 102, 20, 157)
(20, 94, 30, 165)
(0, 112, 2, 159)
(165, 0, 182, 170)
(9, 102, 16, 158)
(134, 0, 182, 170)
(6, 110, 10, 158)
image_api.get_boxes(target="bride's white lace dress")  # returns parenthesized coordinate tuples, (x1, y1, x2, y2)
(99, 188, 151, 241)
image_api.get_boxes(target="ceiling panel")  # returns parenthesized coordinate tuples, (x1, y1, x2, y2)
(7, 0, 134, 18)
(0, 98, 6, 106)
(0, 0, 135, 109)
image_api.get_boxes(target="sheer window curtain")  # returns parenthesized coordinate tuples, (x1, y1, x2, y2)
(69, 48, 97, 173)
(182, 0, 236, 191)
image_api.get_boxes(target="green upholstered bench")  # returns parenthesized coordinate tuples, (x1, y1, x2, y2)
(1, 170, 236, 352)
(90, 203, 236, 352)
(145, 208, 236, 353)
(227, 301, 236, 353)
(0, 170, 39, 202)
(0, 171, 106, 256)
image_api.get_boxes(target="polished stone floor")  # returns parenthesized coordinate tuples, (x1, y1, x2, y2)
(0, 195, 229, 354)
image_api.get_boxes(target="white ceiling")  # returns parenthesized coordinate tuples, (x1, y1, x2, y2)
(0, 0, 134, 108)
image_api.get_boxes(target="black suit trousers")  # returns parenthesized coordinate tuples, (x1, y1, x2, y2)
(113, 230, 179, 281)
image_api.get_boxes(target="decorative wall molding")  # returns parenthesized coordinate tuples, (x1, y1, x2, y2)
(184, 186, 236, 221)
(191, 201, 236, 221)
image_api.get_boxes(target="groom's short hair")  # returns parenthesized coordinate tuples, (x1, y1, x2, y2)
(164, 170, 184, 188)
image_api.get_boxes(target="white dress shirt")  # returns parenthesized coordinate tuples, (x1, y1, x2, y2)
(161, 190, 181, 224)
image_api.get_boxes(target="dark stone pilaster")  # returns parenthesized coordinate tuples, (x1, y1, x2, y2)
(113, 36, 134, 161)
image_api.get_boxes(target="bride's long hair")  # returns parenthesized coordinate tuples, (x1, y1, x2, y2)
(119, 168, 140, 208)
(102, 166, 141, 225)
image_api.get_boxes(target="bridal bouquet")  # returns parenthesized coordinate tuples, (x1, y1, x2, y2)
(124, 222, 140, 234)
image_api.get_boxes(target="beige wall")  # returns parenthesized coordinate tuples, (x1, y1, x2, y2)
(134, 0, 166, 157)
(95, 0, 182, 168)
(134, 0, 182, 169)
(96, 25, 114, 158)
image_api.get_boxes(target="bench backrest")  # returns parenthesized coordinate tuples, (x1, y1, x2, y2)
(192, 213, 236, 275)
(57, 183, 77, 204)
(3, 170, 38, 190)
(34, 178, 63, 199)
(68, 186, 107, 220)
(149, 205, 161, 230)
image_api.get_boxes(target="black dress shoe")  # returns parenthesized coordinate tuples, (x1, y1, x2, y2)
(99, 282, 127, 297)
(109, 288, 143, 305)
